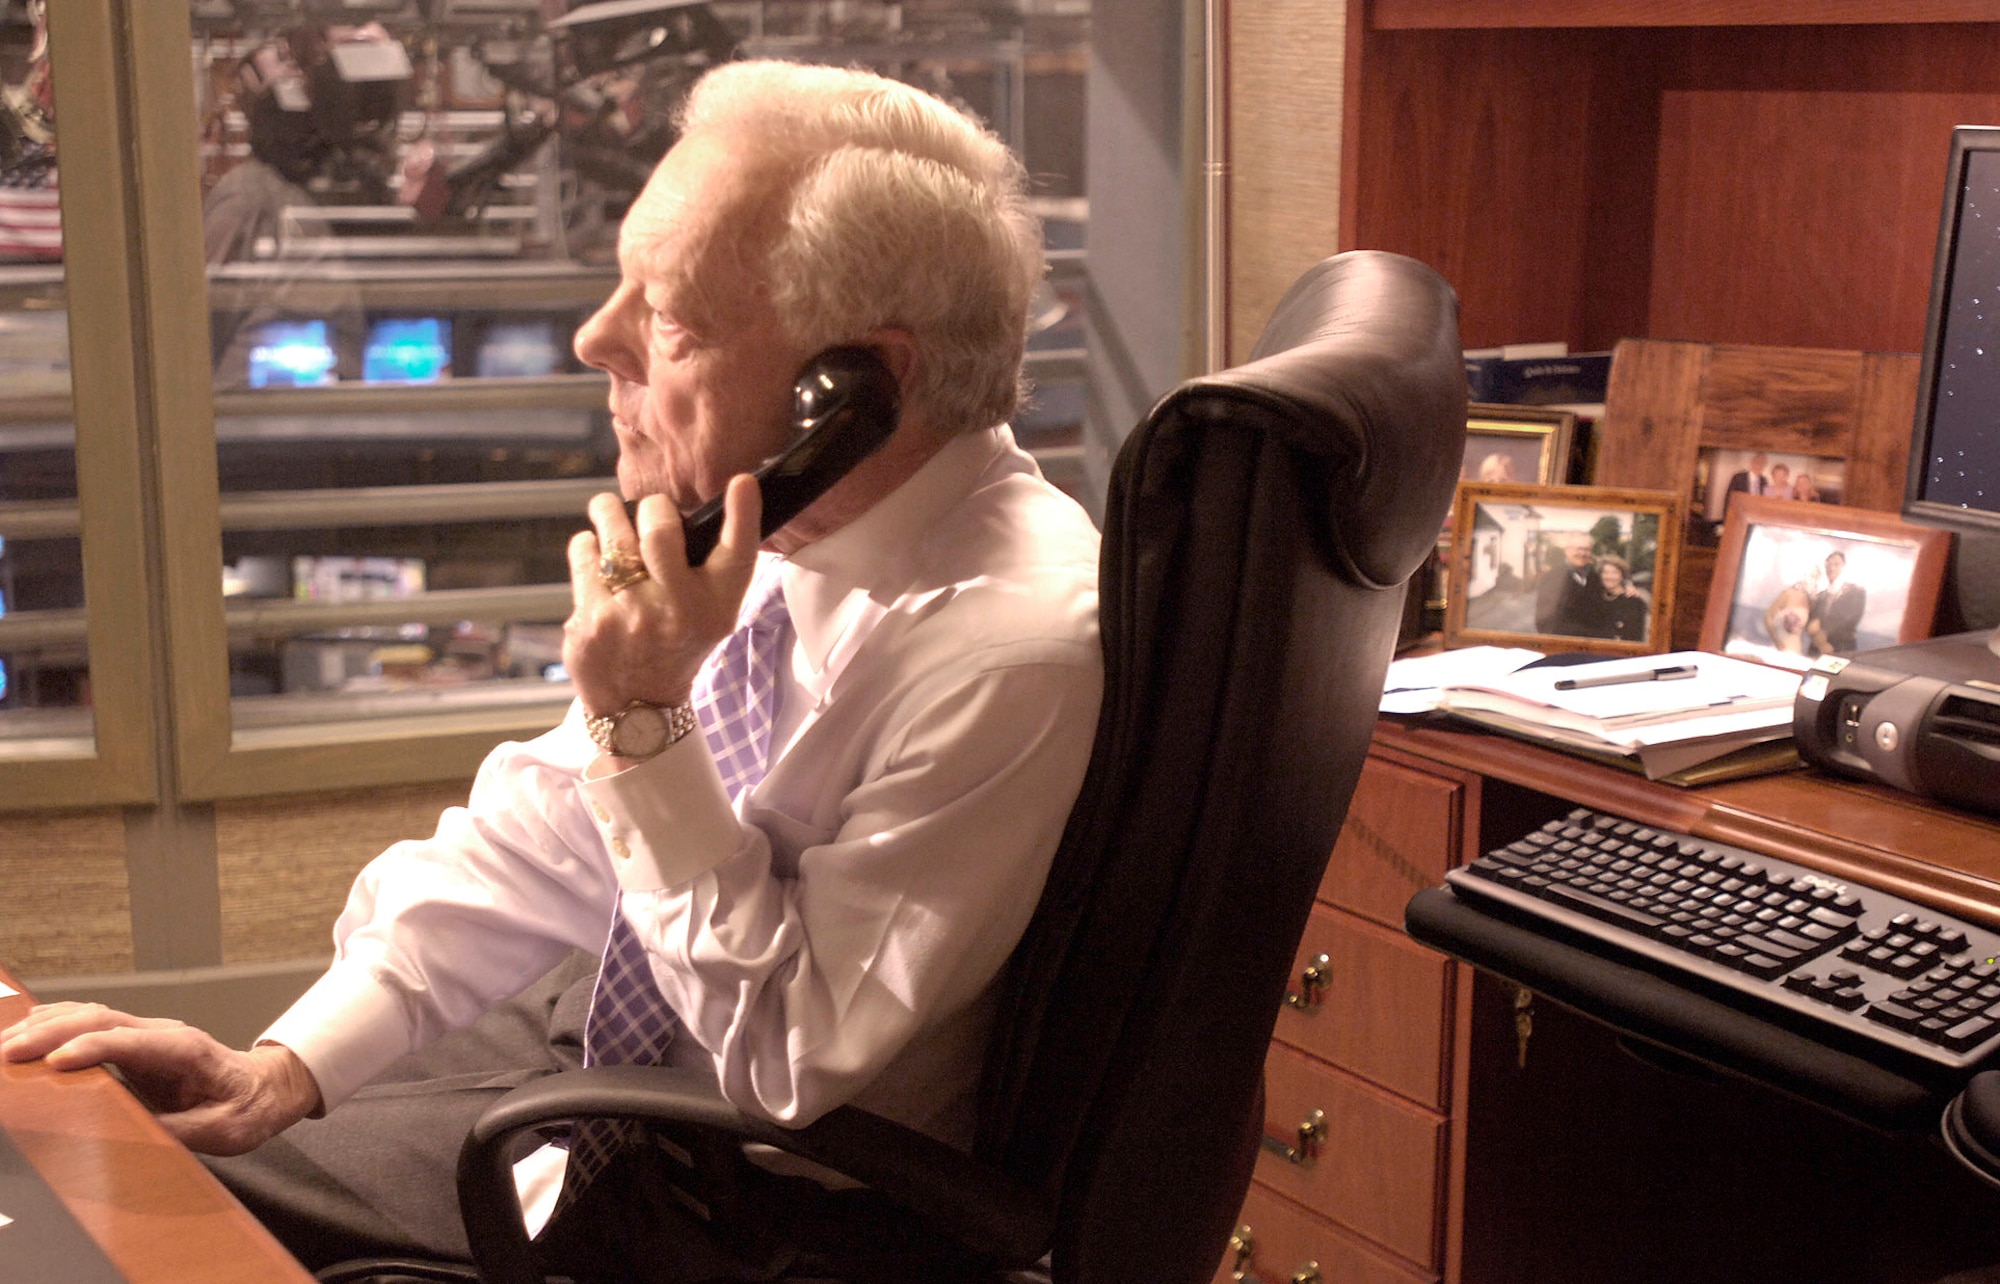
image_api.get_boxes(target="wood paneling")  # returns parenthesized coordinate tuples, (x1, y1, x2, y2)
(215, 780, 470, 964)
(1373, 0, 2000, 29)
(1349, 22, 2000, 356)
(1276, 903, 1451, 1108)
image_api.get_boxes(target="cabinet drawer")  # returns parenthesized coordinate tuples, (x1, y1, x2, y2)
(1212, 1182, 1436, 1284)
(1253, 1042, 1444, 1269)
(1322, 756, 1460, 929)
(1274, 902, 1449, 1109)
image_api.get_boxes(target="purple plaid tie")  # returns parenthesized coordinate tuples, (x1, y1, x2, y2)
(560, 561, 792, 1206)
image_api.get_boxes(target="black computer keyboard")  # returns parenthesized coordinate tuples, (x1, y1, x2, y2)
(1445, 806, 2000, 1072)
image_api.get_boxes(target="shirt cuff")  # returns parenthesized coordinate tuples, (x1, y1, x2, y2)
(258, 965, 414, 1113)
(577, 729, 744, 891)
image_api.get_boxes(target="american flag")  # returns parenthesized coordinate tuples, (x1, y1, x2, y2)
(0, 144, 60, 262)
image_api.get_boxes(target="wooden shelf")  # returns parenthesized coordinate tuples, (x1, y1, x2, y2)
(1371, 0, 2000, 29)
(1344, 15, 2000, 353)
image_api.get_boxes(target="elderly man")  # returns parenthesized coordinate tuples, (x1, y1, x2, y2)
(1534, 530, 1598, 636)
(2, 61, 1102, 1280)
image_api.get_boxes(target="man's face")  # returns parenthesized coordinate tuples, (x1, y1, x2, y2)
(572, 132, 813, 511)
(1826, 552, 1846, 582)
(1564, 537, 1593, 568)
(1750, 454, 1768, 474)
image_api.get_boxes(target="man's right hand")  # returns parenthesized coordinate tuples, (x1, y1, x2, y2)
(0, 1002, 321, 1156)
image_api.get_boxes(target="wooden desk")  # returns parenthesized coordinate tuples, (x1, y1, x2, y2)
(1218, 719, 2000, 1284)
(0, 966, 314, 1283)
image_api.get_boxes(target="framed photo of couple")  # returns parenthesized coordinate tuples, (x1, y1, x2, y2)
(1442, 483, 1683, 656)
(1699, 496, 1951, 670)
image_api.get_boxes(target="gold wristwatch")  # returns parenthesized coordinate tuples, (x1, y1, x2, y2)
(584, 699, 698, 760)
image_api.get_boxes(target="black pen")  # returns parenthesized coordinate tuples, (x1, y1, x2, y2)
(1554, 663, 1699, 691)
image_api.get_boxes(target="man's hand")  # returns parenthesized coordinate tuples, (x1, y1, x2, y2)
(563, 477, 763, 722)
(1, 1002, 321, 1156)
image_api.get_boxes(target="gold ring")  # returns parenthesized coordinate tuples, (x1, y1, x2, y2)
(597, 546, 649, 595)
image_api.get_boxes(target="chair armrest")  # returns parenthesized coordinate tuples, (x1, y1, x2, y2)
(456, 1065, 1056, 1284)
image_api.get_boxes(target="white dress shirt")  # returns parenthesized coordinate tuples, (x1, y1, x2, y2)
(262, 426, 1103, 1160)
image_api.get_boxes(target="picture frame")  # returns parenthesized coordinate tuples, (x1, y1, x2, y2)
(1699, 496, 1952, 670)
(1591, 340, 1919, 649)
(1443, 483, 1684, 656)
(1687, 446, 1847, 549)
(1423, 405, 1581, 627)
(1460, 403, 1576, 487)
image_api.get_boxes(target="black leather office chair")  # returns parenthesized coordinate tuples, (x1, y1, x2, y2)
(324, 249, 1465, 1284)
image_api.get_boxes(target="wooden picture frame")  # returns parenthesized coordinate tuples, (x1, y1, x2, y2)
(1444, 483, 1684, 656)
(1699, 496, 1952, 670)
(1591, 340, 1920, 650)
(1460, 403, 1575, 487)
(1425, 405, 1580, 625)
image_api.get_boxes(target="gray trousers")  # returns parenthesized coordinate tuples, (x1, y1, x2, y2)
(201, 955, 975, 1284)
(204, 952, 600, 1273)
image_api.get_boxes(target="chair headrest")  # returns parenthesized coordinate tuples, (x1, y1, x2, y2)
(1145, 250, 1466, 590)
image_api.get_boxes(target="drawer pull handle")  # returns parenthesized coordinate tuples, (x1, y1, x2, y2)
(1225, 1224, 1320, 1284)
(1284, 954, 1331, 1010)
(1259, 1106, 1327, 1165)
(1228, 1224, 1255, 1281)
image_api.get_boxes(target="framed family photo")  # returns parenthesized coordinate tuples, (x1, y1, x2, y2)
(1699, 496, 1952, 670)
(1460, 404, 1575, 487)
(1688, 446, 1847, 548)
(1421, 406, 1582, 627)
(1443, 483, 1683, 656)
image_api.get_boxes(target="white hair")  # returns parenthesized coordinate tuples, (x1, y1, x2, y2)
(675, 60, 1045, 435)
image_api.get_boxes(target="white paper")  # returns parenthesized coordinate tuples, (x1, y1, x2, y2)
(0, 982, 16, 999)
(1381, 646, 1543, 714)
(1432, 648, 1808, 740)
(0, 1211, 13, 1230)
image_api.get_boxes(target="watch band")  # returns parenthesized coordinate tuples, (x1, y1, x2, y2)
(584, 699, 699, 760)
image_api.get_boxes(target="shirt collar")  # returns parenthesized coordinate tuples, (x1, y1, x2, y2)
(777, 426, 1012, 674)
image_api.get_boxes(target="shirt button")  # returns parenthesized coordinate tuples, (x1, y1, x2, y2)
(592, 802, 610, 824)
(610, 837, 630, 860)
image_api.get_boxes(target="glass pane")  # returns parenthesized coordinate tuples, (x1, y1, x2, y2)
(188, 1, 1087, 733)
(0, 1, 88, 755)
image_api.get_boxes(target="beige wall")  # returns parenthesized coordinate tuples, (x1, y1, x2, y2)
(216, 781, 474, 965)
(1227, 0, 1349, 362)
(0, 810, 133, 975)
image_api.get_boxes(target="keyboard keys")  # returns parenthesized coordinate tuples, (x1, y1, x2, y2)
(1454, 808, 2000, 1066)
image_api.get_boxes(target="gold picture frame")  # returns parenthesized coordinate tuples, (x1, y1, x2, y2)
(1444, 483, 1685, 656)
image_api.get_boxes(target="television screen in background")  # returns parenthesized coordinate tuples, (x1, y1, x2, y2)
(363, 317, 452, 383)
(247, 319, 338, 388)
(475, 318, 562, 378)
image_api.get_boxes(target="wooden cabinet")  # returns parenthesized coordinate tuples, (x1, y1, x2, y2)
(1221, 752, 1471, 1284)
(1328, 5, 2000, 357)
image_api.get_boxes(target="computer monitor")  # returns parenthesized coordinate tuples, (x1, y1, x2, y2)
(1905, 125, 2000, 633)
(363, 316, 452, 383)
(246, 319, 338, 388)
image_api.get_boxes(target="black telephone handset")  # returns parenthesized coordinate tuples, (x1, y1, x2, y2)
(680, 345, 901, 566)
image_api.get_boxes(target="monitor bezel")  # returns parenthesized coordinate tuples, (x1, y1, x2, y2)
(1905, 124, 2000, 537)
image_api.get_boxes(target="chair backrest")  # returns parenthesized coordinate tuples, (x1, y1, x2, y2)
(975, 250, 1466, 1283)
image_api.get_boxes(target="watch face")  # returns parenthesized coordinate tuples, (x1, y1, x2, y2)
(609, 703, 671, 758)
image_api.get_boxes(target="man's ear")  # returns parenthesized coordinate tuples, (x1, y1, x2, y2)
(860, 327, 920, 404)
